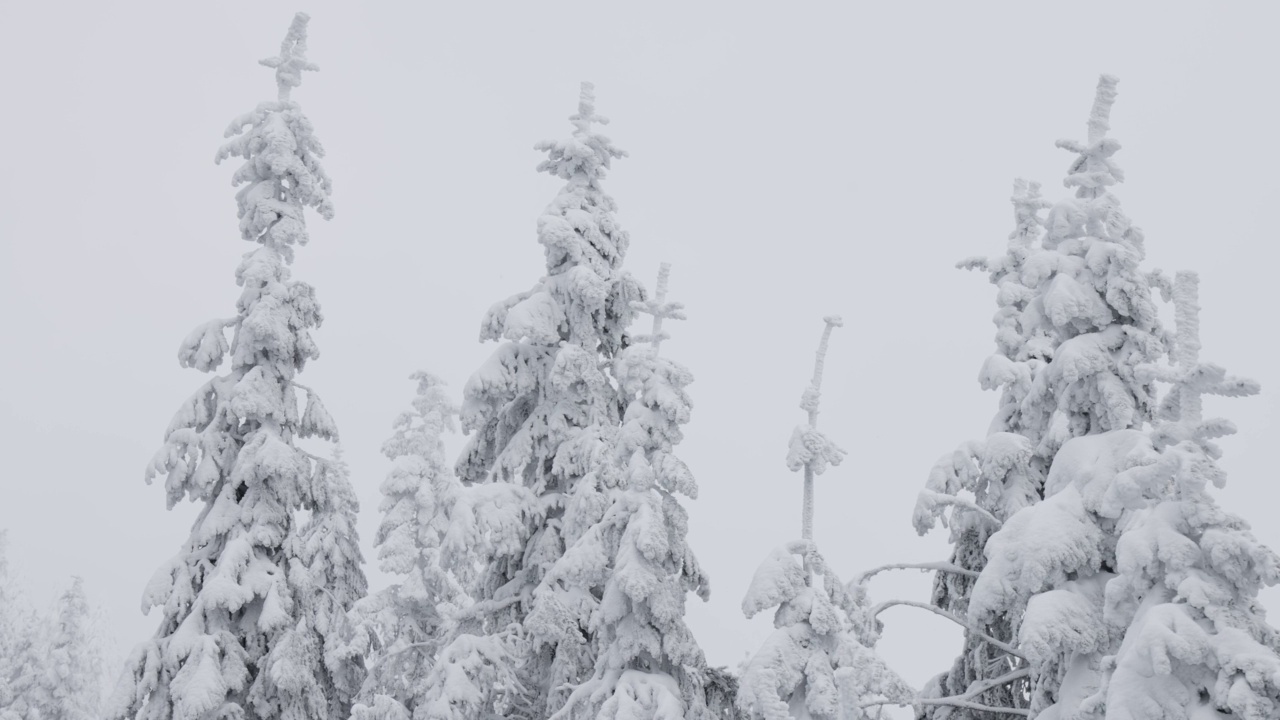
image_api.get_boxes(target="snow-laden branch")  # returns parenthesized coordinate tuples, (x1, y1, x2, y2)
(945, 667, 1029, 704)
(910, 698, 1030, 717)
(917, 490, 1002, 529)
(854, 561, 979, 586)
(860, 669, 1031, 717)
(870, 600, 1024, 660)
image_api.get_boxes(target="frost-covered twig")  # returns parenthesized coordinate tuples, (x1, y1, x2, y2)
(949, 667, 1029, 703)
(870, 600, 1024, 659)
(913, 698, 1031, 717)
(854, 561, 979, 586)
(860, 697, 1030, 717)
(859, 669, 1031, 717)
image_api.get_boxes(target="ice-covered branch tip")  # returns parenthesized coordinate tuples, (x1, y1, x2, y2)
(571, 81, 608, 132)
(259, 12, 319, 102)
(630, 262, 686, 352)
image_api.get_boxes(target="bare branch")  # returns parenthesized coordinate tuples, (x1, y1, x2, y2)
(871, 599, 1024, 660)
(860, 696, 1030, 717)
(854, 561, 979, 586)
(954, 667, 1029, 702)
(914, 698, 1030, 717)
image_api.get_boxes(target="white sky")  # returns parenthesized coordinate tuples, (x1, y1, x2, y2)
(2, 1, 1278, 708)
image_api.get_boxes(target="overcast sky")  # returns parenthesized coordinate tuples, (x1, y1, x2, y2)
(2, 1, 1278, 707)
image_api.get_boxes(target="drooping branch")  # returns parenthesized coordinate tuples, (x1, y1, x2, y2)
(912, 698, 1031, 717)
(858, 667, 1031, 717)
(860, 697, 1030, 717)
(870, 599, 1025, 660)
(854, 561, 980, 587)
(918, 490, 1002, 529)
(950, 667, 1029, 703)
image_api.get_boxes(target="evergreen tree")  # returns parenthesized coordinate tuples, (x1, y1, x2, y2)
(979, 272, 1280, 719)
(108, 13, 363, 720)
(737, 319, 910, 720)
(550, 264, 713, 720)
(911, 75, 1166, 718)
(0, 533, 43, 720)
(0, 547, 106, 720)
(34, 577, 104, 720)
(445, 81, 644, 718)
(280, 449, 368, 719)
(350, 372, 474, 719)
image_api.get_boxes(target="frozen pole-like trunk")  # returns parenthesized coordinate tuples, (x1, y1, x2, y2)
(1173, 271, 1202, 425)
(801, 316, 842, 541)
(649, 262, 672, 352)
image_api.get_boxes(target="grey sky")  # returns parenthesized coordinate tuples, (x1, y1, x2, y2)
(2, 1, 1277, 704)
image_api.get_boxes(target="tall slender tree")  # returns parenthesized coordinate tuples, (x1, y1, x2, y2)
(911, 75, 1166, 718)
(0, 533, 43, 720)
(34, 577, 104, 720)
(549, 263, 713, 720)
(737, 319, 910, 720)
(349, 372, 477, 719)
(282, 449, 367, 719)
(445, 81, 644, 718)
(108, 13, 365, 720)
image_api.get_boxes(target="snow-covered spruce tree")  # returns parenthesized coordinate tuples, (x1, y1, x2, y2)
(348, 372, 472, 719)
(442, 81, 643, 719)
(549, 263, 714, 720)
(737, 319, 912, 720)
(974, 272, 1280, 719)
(910, 75, 1166, 718)
(33, 577, 104, 720)
(281, 448, 368, 719)
(0, 532, 43, 720)
(109, 14, 366, 720)
(0, 557, 105, 720)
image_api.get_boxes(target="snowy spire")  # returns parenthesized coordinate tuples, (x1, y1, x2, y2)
(571, 81, 607, 134)
(1057, 74, 1124, 199)
(1086, 74, 1119, 145)
(630, 262, 686, 352)
(788, 316, 845, 541)
(1138, 269, 1260, 452)
(259, 12, 319, 102)
(1172, 271, 1204, 424)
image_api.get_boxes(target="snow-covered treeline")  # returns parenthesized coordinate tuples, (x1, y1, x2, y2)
(0, 534, 106, 720)
(10, 11, 1276, 720)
